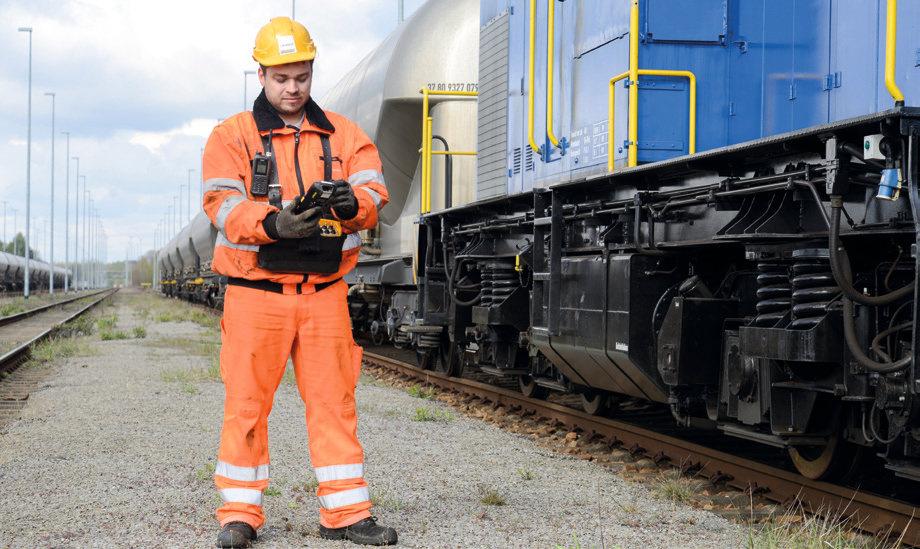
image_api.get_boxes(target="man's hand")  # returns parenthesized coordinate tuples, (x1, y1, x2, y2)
(329, 180, 359, 220)
(274, 203, 322, 239)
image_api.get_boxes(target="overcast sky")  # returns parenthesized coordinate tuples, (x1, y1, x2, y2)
(0, 0, 424, 265)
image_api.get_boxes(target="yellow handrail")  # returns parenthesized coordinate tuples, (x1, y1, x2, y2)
(627, 0, 640, 167)
(885, 0, 905, 104)
(527, 0, 541, 153)
(607, 69, 697, 172)
(419, 89, 478, 214)
(545, 0, 560, 148)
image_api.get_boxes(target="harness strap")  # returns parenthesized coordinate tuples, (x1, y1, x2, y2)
(227, 276, 341, 294)
(319, 134, 333, 181)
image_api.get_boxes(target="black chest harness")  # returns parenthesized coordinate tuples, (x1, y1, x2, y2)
(254, 128, 346, 275)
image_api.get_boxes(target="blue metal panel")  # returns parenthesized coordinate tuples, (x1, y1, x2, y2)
(872, 0, 920, 111)
(568, 0, 630, 172)
(761, 0, 795, 135)
(829, 0, 879, 120)
(637, 5, 730, 162)
(645, 0, 727, 44)
(791, 0, 831, 129)
(727, 0, 765, 143)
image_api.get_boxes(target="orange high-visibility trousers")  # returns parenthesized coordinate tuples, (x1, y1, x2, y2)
(213, 281, 370, 530)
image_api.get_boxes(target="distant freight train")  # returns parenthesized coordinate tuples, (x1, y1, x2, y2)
(161, 0, 920, 482)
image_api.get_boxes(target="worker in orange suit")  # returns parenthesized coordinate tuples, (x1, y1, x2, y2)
(202, 16, 396, 548)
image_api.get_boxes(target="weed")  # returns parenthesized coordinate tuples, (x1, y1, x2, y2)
(478, 486, 506, 506)
(516, 468, 535, 481)
(65, 315, 94, 336)
(301, 477, 319, 493)
(132, 325, 147, 339)
(746, 503, 901, 549)
(195, 462, 216, 481)
(413, 406, 454, 422)
(407, 384, 437, 400)
(99, 328, 130, 341)
(181, 382, 199, 395)
(160, 364, 222, 384)
(0, 303, 25, 316)
(30, 336, 95, 363)
(371, 489, 405, 511)
(652, 471, 697, 504)
(264, 487, 282, 497)
(137, 307, 150, 321)
(96, 314, 118, 331)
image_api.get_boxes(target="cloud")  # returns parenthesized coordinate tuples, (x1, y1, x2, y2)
(128, 118, 218, 155)
(0, 0, 426, 264)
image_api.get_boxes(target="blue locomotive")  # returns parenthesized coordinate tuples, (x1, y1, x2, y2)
(162, 0, 920, 481)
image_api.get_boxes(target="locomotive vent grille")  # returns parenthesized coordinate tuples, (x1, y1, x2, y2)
(512, 147, 522, 174)
(476, 11, 510, 199)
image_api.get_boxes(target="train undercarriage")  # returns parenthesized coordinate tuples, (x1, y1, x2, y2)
(348, 109, 920, 482)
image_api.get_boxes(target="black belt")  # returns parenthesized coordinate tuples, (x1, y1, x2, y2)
(227, 277, 341, 294)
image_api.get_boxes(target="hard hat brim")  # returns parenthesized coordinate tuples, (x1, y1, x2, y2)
(253, 50, 316, 67)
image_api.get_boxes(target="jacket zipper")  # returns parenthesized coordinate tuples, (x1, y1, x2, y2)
(292, 129, 307, 196)
(291, 128, 310, 287)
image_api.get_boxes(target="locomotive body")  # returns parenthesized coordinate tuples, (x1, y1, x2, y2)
(162, 0, 920, 480)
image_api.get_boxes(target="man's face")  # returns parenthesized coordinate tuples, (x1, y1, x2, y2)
(258, 61, 313, 116)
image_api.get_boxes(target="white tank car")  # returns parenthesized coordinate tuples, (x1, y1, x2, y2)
(322, 0, 479, 277)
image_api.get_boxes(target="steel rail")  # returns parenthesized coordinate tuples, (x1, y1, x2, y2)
(0, 289, 111, 328)
(363, 351, 920, 544)
(0, 289, 116, 376)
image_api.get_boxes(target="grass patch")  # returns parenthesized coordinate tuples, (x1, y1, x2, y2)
(407, 384, 437, 400)
(146, 336, 220, 357)
(0, 302, 26, 316)
(371, 489, 405, 512)
(65, 315, 95, 336)
(292, 477, 319, 494)
(413, 406, 454, 422)
(746, 501, 903, 549)
(155, 308, 218, 329)
(30, 336, 95, 363)
(516, 468, 535, 481)
(99, 328, 130, 341)
(478, 486, 506, 506)
(652, 471, 698, 504)
(264, 487, 282, 497)
(96, 314, 118, 331)
(132, 325, 147, 339)
(195, 462, 216, 481)
(181, 382, 199, 395)
(160, 362, 222, 384)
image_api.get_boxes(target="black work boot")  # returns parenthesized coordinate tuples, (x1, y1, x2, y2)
(319, 517, 398, 546)
(216, 521, 257, 548)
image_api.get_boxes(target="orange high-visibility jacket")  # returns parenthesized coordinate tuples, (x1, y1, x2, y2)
(202, 91, 388, 285)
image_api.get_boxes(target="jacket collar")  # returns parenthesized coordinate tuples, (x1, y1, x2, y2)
(252, 89, 335, 134)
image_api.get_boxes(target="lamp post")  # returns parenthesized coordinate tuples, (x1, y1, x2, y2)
(77, 174, 84, 288)
(18, 26, 32, 298)
(243, 70, 257, 111)
(11, 209, 18, 256)
(187, 169, 195, 222)
(62, 133, 70, 291)
(83, 189, 88, 289)
(44, 92, 55, 293)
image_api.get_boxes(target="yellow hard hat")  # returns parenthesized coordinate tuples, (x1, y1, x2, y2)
(252, 17, 316, 67)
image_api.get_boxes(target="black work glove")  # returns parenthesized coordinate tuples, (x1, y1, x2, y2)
(329, 180, 359, 220)
(263, 203, 321, 239)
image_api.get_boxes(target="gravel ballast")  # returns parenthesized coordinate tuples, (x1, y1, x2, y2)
(0, 292, 743, 548)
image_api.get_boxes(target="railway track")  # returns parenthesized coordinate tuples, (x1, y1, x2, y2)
(0, 289, 118, 378)
(363, 351, 919, 545)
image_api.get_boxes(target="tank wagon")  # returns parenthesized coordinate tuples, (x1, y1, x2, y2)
(0, 252, 69, 292)
(165, 0, 920, 481)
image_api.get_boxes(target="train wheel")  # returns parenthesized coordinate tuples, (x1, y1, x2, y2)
(416, 349, 437, 370)
(370, 330, 387, 346)
(788, 434, 861, 480)
(580, 391, 616, 416)
(518, 375, 548, 400)
(434, 334, 464, 377)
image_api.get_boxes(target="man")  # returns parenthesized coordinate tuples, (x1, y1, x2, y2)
(202, 17, 396, 547)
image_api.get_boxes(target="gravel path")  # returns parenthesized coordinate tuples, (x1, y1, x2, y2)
(0, 292, 744, 548)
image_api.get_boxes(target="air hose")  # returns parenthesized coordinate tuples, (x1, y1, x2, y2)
(829, 199, 913, 305)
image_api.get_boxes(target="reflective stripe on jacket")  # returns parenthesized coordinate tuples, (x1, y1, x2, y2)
(202, 90, 388, 284)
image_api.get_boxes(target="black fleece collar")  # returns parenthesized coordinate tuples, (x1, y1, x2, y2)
(252, 89, 335, 133)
